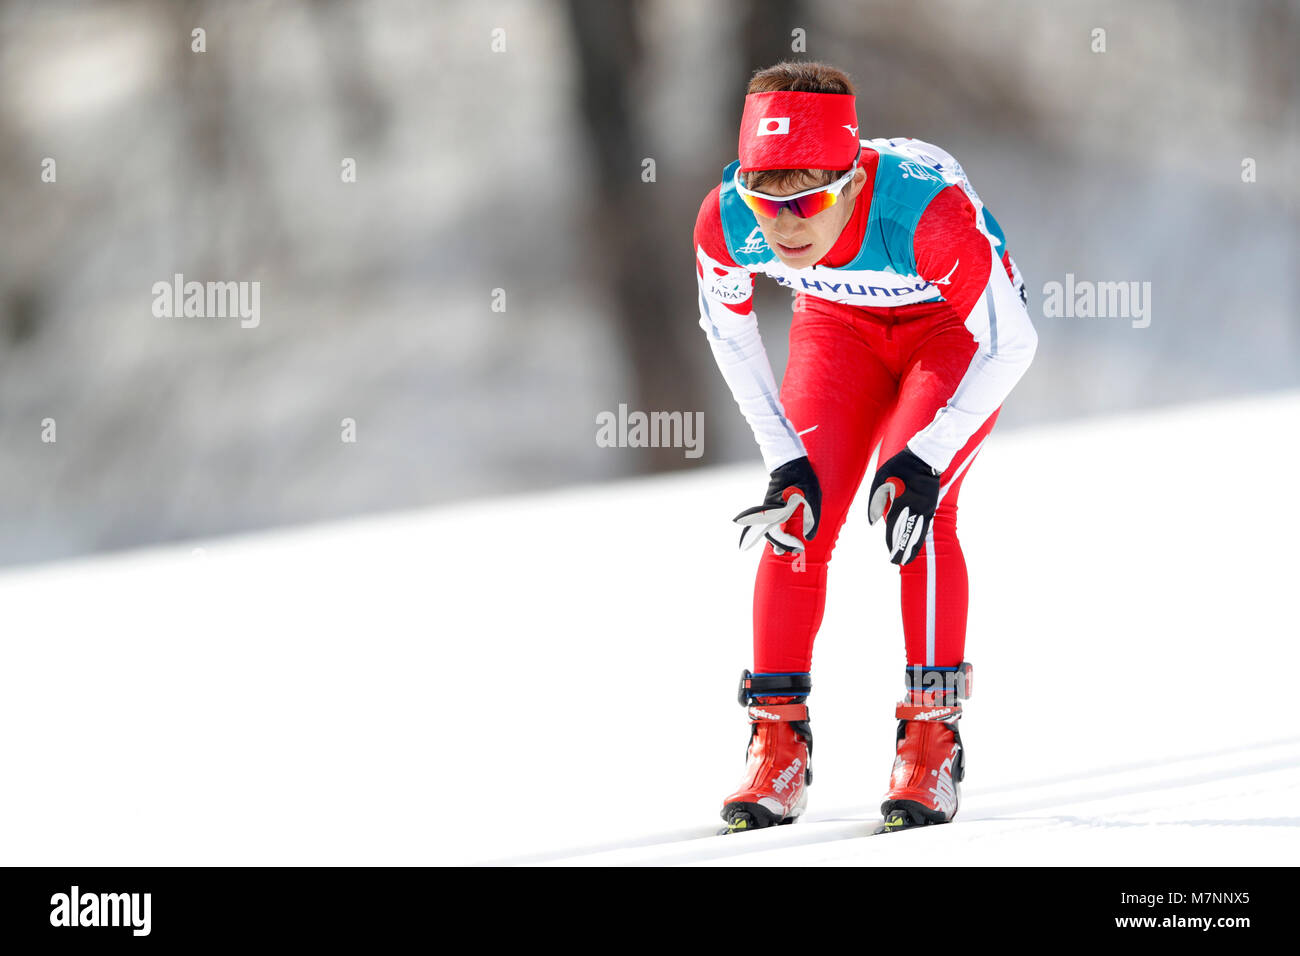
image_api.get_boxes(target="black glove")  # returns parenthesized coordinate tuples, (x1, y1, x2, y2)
(733, 456, 822, 555)
(867, 447, 940, 565)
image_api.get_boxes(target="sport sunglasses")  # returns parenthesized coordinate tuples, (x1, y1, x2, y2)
(733, 163, 857, 220)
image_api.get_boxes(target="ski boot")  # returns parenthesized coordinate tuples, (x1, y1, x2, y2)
(876, 662, 972, 834)
(719, 670, 813, 834)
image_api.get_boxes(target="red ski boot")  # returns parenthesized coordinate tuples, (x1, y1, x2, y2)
(876, 663, 972, 834)
(719, 671, 813, 834)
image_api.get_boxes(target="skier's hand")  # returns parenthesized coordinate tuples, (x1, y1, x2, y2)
(867, 447, 940, 565)
(734, 456, 822, 555)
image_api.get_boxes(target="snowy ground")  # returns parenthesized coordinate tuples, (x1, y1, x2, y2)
(1, 391, 1298, 866)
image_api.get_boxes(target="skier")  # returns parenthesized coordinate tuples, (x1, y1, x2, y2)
(694, 61, 1037, 834)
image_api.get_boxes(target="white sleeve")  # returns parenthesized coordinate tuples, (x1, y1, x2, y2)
(695, 245, 807, 472)
(906, 238, 1038, 473)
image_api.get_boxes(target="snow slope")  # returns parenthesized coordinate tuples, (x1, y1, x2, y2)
(1, 391, 1298, 866)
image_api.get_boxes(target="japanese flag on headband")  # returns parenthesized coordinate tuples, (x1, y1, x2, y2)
(738, 90, 860, 172)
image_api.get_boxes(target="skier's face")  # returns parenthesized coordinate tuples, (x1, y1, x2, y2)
(748, 166, 868, 268)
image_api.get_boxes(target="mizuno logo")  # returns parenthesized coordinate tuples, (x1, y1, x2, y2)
(934, 259, 959, 285)
(843, 124, 859, 137)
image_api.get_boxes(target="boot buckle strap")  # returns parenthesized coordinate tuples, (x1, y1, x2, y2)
(895, 701, 962, 721)
(747, 703, 809, 723)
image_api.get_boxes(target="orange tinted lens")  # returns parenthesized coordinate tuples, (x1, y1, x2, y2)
(738, 192, 783, 218)
(789, 189, 839, 218)
(739, 186, 837, 219)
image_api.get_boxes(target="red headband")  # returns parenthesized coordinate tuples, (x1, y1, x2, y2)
(738, 90, 860, 172)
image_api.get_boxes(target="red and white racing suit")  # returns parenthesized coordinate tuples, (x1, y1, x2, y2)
(694, 138, 1037, 675)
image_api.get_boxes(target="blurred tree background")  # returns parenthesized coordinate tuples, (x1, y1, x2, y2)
(0, 0, 1296, 565)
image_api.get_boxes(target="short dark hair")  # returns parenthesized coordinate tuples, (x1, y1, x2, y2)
(742, 61, 857, 194)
